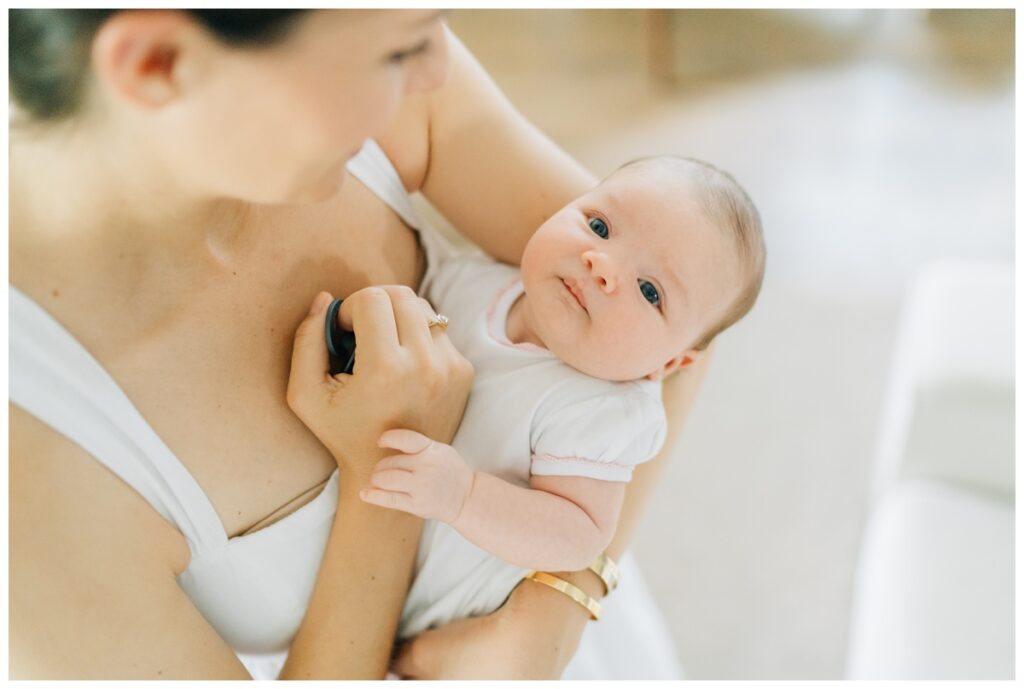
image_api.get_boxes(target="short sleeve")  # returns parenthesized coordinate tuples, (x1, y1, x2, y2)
(529, 382, 667, 483)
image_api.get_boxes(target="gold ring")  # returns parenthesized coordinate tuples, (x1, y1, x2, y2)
(427, 313, 450, 331)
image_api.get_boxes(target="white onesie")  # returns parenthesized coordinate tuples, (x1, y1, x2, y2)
(398, 250, 667, 639)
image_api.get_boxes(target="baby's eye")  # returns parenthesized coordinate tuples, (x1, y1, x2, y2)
(588, 217, 609, 239)
(639, 280, 661, 307)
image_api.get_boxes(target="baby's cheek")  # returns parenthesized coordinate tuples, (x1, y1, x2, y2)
(567, 329, 638, 379)
(611, 329, 673, 379)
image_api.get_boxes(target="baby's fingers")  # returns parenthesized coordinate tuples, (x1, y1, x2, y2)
(379, 428, 434, 454)
(369, 468, 416, 493)
(359, 487, 416, 514)
(374, 454, 419, 473)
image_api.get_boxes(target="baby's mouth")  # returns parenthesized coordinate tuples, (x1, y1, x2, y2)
(562, 278, 588, 312)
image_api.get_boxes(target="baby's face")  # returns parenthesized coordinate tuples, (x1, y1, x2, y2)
(520, 165, 742, 381)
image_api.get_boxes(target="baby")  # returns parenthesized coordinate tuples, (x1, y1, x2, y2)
(358, 155, 765, 638)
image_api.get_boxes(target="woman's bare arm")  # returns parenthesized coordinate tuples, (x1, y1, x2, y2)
(280, 469, 423, 678)
(416, 28, 597, 264)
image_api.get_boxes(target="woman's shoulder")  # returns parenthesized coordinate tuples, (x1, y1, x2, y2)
(9, 403, 250, 679)
(10, 402, 192, 675)
(9, 403, 191, 576)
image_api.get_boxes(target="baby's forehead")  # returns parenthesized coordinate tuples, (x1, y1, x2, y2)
(589, 167, 703, 219)
(591, 164, 745, 278)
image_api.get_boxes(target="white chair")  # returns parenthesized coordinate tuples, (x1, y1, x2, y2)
(844, 260, 1014, 679)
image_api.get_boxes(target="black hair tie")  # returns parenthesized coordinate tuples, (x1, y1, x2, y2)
(325, 298, 356, 375)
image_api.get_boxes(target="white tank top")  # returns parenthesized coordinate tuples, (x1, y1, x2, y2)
(8, 140, 453, 679)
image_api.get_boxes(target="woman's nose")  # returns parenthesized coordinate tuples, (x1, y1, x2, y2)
(582, 250, 619, 293)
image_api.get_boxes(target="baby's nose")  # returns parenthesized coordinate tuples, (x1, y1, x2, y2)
(582, 250, 619, 293)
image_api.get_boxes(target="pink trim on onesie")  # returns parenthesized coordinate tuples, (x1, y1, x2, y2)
(487, 276, 549, 354)
(531, 453, 634, 469)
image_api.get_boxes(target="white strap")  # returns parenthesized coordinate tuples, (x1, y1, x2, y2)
(346, 139, 459, 299)
(346, 139, 423, 230)
(9, 286, 229, 555)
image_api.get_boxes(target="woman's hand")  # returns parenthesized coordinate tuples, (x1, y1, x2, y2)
(389, 579, 586, 680)
(390, 606, 554, 680)
(286, 286, 474, 478)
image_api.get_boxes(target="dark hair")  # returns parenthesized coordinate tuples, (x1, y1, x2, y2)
(9, 9, 309, 122)
(613, 155, 767, 351)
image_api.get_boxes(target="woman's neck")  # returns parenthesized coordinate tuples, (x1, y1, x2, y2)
(10, 117, 249, 304)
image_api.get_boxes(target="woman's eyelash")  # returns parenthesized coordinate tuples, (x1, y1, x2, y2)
(387, 39, 431, 64)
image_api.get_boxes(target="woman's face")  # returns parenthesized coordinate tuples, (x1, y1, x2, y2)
(157, 10, 450, 204)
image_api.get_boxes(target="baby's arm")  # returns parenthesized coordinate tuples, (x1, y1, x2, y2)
(454, 471, 625, 572)
(359, 429, 625, 572)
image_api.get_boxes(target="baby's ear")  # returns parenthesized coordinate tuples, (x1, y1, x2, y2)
(645, 350, 699, 381)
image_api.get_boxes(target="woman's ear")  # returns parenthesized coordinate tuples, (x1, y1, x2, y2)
(645, 350, 699, 381)
(91, 11, 195, 110)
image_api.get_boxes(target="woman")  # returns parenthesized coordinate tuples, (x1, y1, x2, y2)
(9, 9, 711, 679)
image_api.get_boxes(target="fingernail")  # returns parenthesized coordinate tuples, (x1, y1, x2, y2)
(309, 292, 330, 316)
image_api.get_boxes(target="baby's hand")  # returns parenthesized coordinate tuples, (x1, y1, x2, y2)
(360, 428, 474, 524)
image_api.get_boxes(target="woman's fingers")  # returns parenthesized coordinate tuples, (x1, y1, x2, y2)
(380, 285, 436, 351)
(379, 428, 433, 454)
(286, 292, 334, 411)
(389, 615, 476, 679)
(338, 287, 400, 364)
(338, 286, 454, 365)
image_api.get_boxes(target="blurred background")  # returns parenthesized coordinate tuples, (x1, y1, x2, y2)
(416, 9, 1015, 680)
